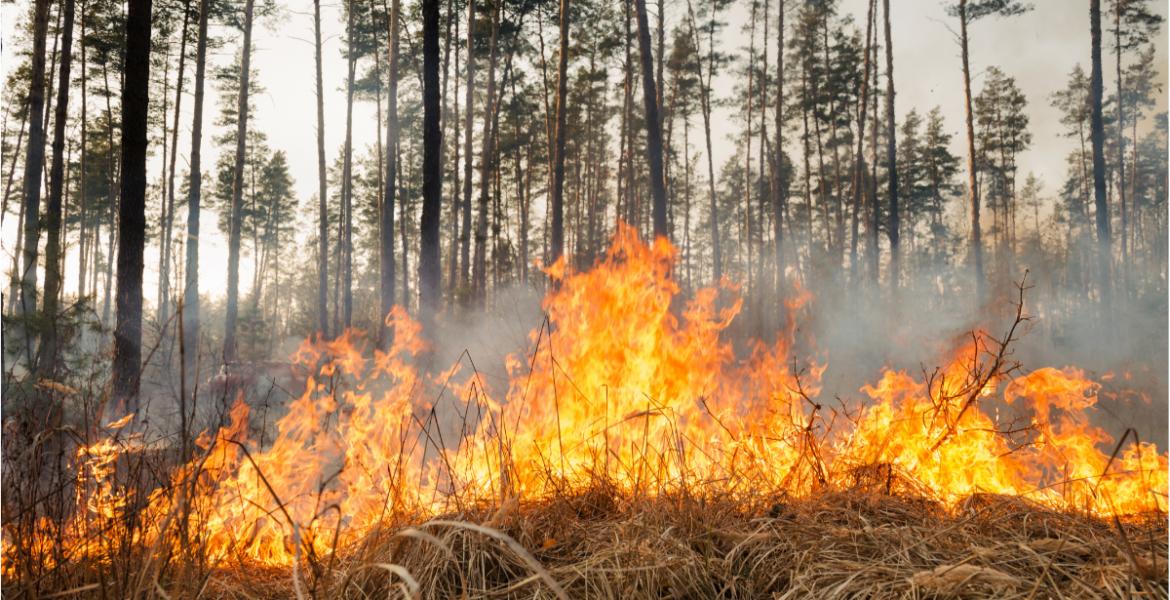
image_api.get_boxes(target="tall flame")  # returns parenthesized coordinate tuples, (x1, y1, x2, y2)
(4, 225, 1166, 570)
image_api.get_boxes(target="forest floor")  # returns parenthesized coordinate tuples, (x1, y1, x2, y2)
(211, 487, 1169, 600)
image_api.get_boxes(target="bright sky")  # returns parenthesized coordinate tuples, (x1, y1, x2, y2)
(1, 0, 1167, 307)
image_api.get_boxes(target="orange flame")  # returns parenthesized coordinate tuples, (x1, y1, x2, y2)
(5, 225, 1165, 569)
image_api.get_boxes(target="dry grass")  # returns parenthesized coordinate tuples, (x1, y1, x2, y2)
(203, 484, 1166, 600)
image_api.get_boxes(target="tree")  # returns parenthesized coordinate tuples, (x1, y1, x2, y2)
(922, 106, 960, 260)
(849, 0, 874, 286)
(16, 0, 51, 326)
(772, 0, 786, 302)
(472, 0, 501, 306)
(417, 0, 441, 320)
(1089, 0, 1112, 317)
(882, 0, 898, 289)
(974, 65, 1030, 281)
(685, 0, 729, 281)
(1110, 0, 1162, 296)
(634, 0, 667, 240)
(39, 0, 78, 372)
(550, 0, 569, 263)
(314, 0, 329, 337)
(381, 0, 399, 347)
(222, 0, 256, 362)
(183, 0, 211, 381)
(111, 0, 152, 406)
(946, 0, 1031, 301)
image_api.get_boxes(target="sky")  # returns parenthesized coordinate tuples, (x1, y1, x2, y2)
(1, 0, 1167, 304)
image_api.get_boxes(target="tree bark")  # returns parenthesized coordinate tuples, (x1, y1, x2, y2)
(635, 0, 667, 240)
(1089, 0, 1112, 316)
(958, 0, 983, 299)
(550, 0, 569, 262)
(849, 0, 874, 286)
(883, 0, 898, 289)
(418, 0, 442, 321)
(342, 0, 356, 329)
(183, 0, 210, 376)
(472, 0, 500, 307)
(39, 0, 76, 373)
(773, 0, 784, 301)
(159, 0, 191, 327)
(223, 0, 255, 362)
(381, 0, 399, 347)
(77, 7, 87, 298)
(460, 0, 475, 288)
(16, 0, 51, 321)
(111, 0, 152, 407)
(314, 0, 329, 337)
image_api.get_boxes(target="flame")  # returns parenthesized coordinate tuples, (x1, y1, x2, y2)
(4, 224, 1166, 571)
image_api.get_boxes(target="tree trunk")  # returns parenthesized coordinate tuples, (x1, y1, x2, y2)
(183, 0, 210, 377)
(418, 0, 442, 321)
(442, 0, 456, 296)
(686, 0, 721, 281)
(39, 0, 76, 372)
(381, 0, 399, 347)
(222, 0, 255, 362)
(342, 0, 356, 329)
(772, 0, 781, 298)
(1113, 4, 1127, 299)
(1089, 0, 1112, 316)
(883, 0, 898, 289)
(16, 0, 51, 321)
(101, 64, 117, 328)
(550, 0, 569, 262)
(460, 0, 475, 288)
(314, 0, 329, 337)
(160, 0, 190, 327)
(77, 9, 87, 298)
(744, 0, 755, 291)
(634, 0, 667, 240)
(111, 0, 152, 407)
(849, 0, 873, 286)
(958, 0, 983, 299)
(472, 0, 500, 307)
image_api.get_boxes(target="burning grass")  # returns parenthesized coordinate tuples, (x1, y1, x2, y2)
(3, 225, 1168, 599)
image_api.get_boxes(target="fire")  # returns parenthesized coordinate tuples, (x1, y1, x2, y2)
(4, 225, 1166, 570)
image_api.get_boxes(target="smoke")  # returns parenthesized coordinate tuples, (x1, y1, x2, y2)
(419, 254, 1167, 453)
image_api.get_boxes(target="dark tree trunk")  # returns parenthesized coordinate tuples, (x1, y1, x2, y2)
(634, 0, 667, 240)
(381, 0, 399, 347)
(314, 0, 329, 338)
(16, 0, 51, 321)
(111, 0, 152, 407)
(442, 0, 455, 296)
(472, 0, 500, 307)
(460, 0, 474, 288)
(77, 9, 87, 298)
(418, 0, 442, 321)
(958, 0, 984, 299)
(1089, 0, 1112, 315)
(39, 0, 76, 373)
(223, 0, 255, 362)
(550, 0, 569, 262)
(849, 0, 874, 286)
(776, 0, 786, 299)
(184, 0, 210, 377)
(1113, 5, 1127, 298)
(883, 0, 898, 289)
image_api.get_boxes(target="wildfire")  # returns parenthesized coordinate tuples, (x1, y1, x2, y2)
(5, 225, 1167, 570)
